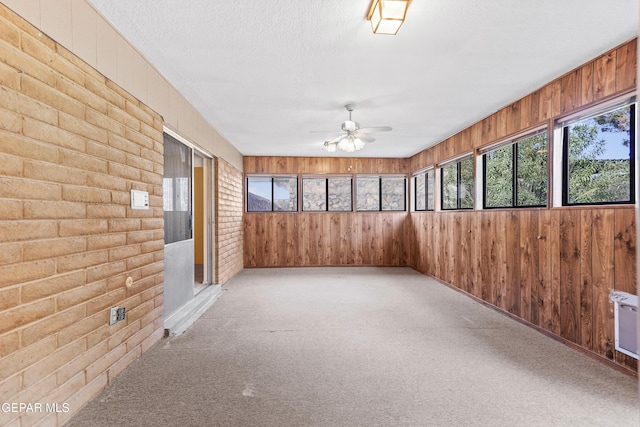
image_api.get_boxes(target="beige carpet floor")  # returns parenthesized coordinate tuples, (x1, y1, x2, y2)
(67, 267, 639, 426)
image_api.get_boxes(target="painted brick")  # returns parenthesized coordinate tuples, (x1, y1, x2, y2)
(87, 108, 126, 137)
(0, 130, 60, 162)
(23, 237, 87, 262)
(85, 343, 126, 383)
(108, 218, 141, 232)
(0, 259, 56, 289)
(59, 112, 108, 144)
(0, 60, 20, 90)
(1, 84, 59, 125)
(125, 128, 155, 150)
(125, 100, 154, 126)
(0, 287, 19, 310)
(107, 346, 141, 383)
(126, 230, 156, 245)
(59, 219, 109, 237)
(23, 305, 87, 347)
(22, 336, 86, 387)
(86, 204, 127, 218)
(24, 160, 87, 185)
(0, 220, 58, 243)
(107, 321, 140, 351)
(126, 153, 154, 172)
(57, 312, 105, 347)
(56, 341, 107, 387)
(0, 176, 62, 200)
(57, 280, 106, 311)
(59, 149, 108, 174)
(0, 16, 19, 47)
(87, 234, 127, 251)
(84, 75, 125, 109)
(57, 74, 108, 114)
(0, 106, 21, 133)
(126, 253, 155, 270)
(0, 372, 20, 402)
(62, 186, 111, 204)
(0, 336, 56, 380)
(108, 245, 141, 262)
(108, 161, 141, 181)
(24, 200, 86, 219)
(0, 297, 55, 335)
(0, 242, 21, 265)
(21, 74, 85, 119)
(107, 104, 140, 131)
(0, 38, 57, 86)
(0, 332, 20, 360)
(86, 140, 128, 164)
(0, 199, 22, 220)
(108, 132, 141, 155)
(57, 250, 109, 274)
(0, 152, 22, 176)
(86, 172, 128, 192)
(86, 260, 126, 283)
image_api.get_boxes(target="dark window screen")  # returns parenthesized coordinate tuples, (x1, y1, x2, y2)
(163, 133, 192, 244)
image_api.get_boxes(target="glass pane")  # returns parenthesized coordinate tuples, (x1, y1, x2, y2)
(441, 163, 458, 210)
(426, 169, 435, 211)
(356, 177, 380, 211)
(163, 133, 192, 244)
(274, 177, 297, 211)
(485, 145, 513, 208)
(303, 178, 326, 211)
(328, 178, 352, 211)
(415, 173, 426, 211)
(460, 157, 474, 209)
(381, 177, 406, 211)
(567, 104, 633, 204)
(517, 132, 548, 206)
(247, 177, 273, 212)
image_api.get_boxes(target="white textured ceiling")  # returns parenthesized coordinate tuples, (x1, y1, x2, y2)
(88, 0, 637, 158)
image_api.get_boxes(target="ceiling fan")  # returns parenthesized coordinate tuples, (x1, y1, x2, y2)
(315, 104, 392, 153)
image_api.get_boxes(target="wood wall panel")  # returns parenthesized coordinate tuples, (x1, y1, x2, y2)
(406, 39, 637, 374)
(244, 212, 408, 268)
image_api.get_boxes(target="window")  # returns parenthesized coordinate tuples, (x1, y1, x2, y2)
(302, 177, 352, 211)
(246, 176, 298, 212)
(483, 130, 548, 208)
(441, 156, 474, 210)
(163, 133, 192, 244)
(413, 168, 435, 211)
(562, 102, 635, 205)
(356, 176, 406, 211)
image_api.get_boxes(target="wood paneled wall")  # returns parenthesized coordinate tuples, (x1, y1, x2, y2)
(408, 39, 638, 373)
(243, 157, 410, 267)
(243, 40, 637, 373)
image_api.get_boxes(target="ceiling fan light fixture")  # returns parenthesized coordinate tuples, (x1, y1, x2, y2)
(367, 0, 410, 35)
(324, 141, 337, 152)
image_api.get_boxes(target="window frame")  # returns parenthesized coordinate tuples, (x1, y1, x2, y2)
(355, 175, 407, 212)
(246, 175, 298, 212)
(482, 128, 549, 209)
(301, 175, 353, 212)
(413, 167, 435, 212)
(559, 98, 636, 207)
(440, 155, 474, 211)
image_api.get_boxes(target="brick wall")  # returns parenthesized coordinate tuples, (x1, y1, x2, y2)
(216, 158, 244, 284)
(0, 5, 164, 426)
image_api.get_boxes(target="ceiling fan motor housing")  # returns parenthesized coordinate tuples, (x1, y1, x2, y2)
(341, 120, 359, 132)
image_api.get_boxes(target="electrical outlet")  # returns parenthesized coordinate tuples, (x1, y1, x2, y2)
(116, 307, 126, 322)
(109, 307, 119, 325)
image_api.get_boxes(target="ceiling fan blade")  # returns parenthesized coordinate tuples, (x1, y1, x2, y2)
(327, 133, 347, 143)
(358, 126, 392, 133)
(354, 132, 375, 142)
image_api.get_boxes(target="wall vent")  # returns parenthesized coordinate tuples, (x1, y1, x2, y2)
(609, 291, 638, 360)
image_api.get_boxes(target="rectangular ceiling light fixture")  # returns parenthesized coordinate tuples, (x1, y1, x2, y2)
(367, 0, 410, 35)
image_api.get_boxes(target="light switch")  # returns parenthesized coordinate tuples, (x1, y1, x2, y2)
(130, 190, 149, 210)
